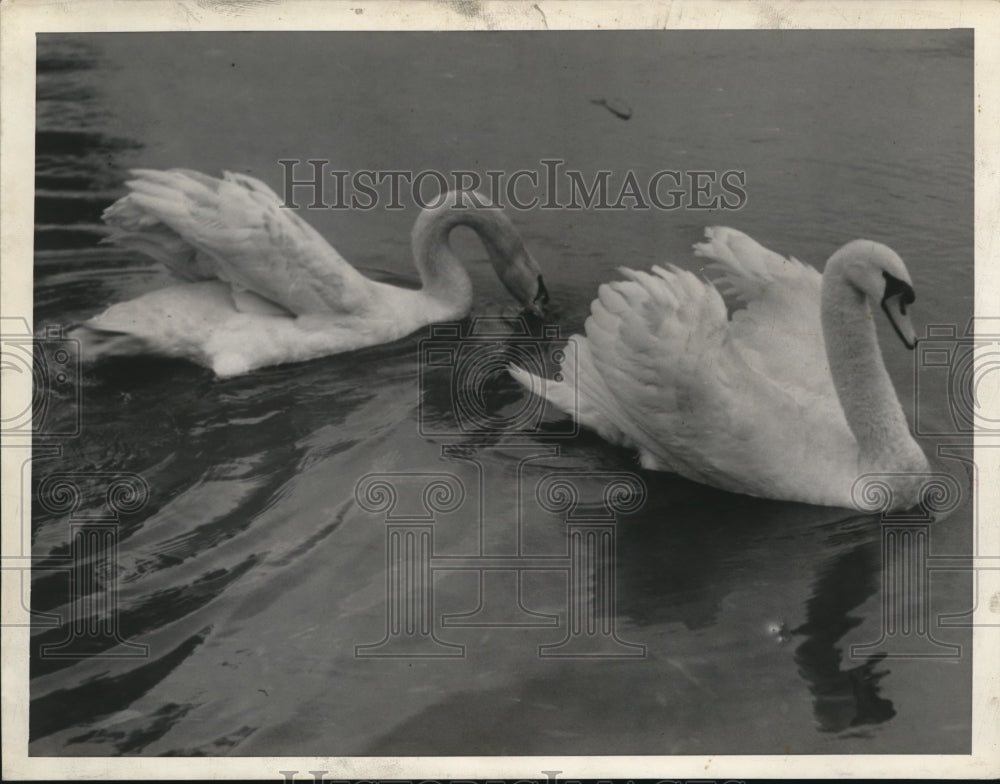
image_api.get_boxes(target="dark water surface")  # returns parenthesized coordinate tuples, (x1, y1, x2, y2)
(30, 31, 973, 756)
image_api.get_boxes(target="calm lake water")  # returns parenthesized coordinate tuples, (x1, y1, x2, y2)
(30, 31, 973, 756)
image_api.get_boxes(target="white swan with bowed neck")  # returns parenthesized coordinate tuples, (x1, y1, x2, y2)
(73, 169, 548, 377)
(510, 227, 930, 510)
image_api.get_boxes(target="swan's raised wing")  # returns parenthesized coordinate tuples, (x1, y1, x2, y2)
(583, 266, 757, 482)
(577, 264, 854, 500)
(512, 266, 730, 478)
(103, 169, 377, 315)
(693, 227, 829, 397)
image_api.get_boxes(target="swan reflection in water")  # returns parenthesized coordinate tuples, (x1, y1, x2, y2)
(791, 534, 896, 733)
(613, 474, 898, 738)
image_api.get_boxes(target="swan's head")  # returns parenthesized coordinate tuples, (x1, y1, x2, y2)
(413, 190, 550, 316)
(460, 196, 548, 315)
(491, 242, 549, 317)
(832, 240, 917, 349)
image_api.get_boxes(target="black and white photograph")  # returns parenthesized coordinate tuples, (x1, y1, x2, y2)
(2, 1, 998, 780)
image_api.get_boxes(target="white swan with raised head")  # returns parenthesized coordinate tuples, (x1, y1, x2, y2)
(510, 227, 929, 509)
(73, 169, 548, 377)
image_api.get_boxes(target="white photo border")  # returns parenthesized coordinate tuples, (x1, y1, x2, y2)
(2, 0, 998, 780)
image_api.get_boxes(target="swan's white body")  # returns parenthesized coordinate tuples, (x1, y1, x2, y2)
(75, 169, 546, 377)
(511, 227, 929, 510)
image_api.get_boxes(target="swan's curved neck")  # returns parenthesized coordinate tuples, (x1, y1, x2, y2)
(410, 195, 525, 308)
(821, 262, 919, 470)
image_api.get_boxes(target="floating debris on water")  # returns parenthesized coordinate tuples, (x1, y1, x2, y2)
(591, 97, 633, 120)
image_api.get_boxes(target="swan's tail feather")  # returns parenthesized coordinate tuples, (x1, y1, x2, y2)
(507, 363, 568, 412)
(509, 335, 631, 448)
(68, 323, 154, 361)
(507, 334, 581, 420)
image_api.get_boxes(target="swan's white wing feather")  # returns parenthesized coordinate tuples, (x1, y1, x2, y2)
(583, 266, 742, 482)
(693, 227, 830, 398)
(570, 264, 857, 502)
(103, 169, 377, 316)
